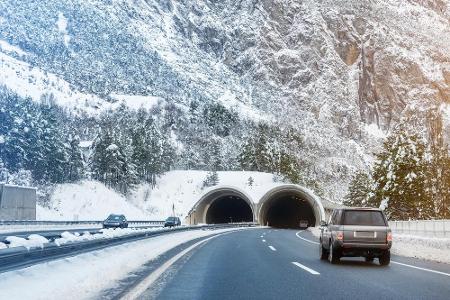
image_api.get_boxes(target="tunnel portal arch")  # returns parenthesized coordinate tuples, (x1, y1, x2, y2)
(188, 186, 255, 224)
(258, 185, 325, 228)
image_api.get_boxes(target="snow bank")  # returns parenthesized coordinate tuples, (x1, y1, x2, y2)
(37, 180, 148, 221)
(53, 227, 165, 246)
(6, 234, 48, 250)
(0, 228, 249, 299)
(128, 170, 281, 220)
(40, 171, 282, 221)
(391, 234, 450, 264)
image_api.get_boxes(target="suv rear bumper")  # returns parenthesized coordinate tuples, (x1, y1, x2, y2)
(333, 240, 391, 256)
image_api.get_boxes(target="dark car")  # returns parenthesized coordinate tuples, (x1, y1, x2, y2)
(319, 208, 392, 265)
(164, 217, 181, 227)
(103, 214, 129, 229)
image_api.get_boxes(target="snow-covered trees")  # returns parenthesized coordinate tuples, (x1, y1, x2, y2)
(66, 134, 84, 182)
(345, 121, 449, 220)
(371, 126, 432, 219)
(0, 87, 83, 185)
(343, 171, 372, 207)
(202, 170, 219, 188)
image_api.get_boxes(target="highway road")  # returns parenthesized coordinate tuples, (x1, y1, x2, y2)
(132, 228, 450, 300)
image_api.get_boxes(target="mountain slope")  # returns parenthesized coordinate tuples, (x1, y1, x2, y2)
(1, 0, 449, 201)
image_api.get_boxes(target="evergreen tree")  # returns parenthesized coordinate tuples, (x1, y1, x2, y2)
(66, 134, 84, 182)
(202, 170, 219, 188)
(32, 96, 70, 183)
(343, 171, 373, 207)
(426, 109, 450, 219)
(371, 126, 433, 220)
(247, 176, 254, 186)
(0, 158, 8, 183)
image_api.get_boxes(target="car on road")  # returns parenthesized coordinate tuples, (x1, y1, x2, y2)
(164, 217, 181, 227)
(103, 214, 129, 229)
(299, 220, 309, 228)
(319, 208, 392, 265)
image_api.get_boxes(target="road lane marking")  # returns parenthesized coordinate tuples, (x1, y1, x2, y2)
(295, 230, 320, 245)
(292, 262, 320, 275)
(262, 239, 266, 242)
(120, 231, 233, 300)
(260, 235, 263, 238)
(392, 261, 450, 277)
(268, 246, 276, 251)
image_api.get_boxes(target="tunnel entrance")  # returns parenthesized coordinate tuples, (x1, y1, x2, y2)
(206, 195, 253, 224)
(263, 194, 316, 228)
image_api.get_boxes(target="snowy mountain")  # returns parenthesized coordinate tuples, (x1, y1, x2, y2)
(1, 0, 449, 202)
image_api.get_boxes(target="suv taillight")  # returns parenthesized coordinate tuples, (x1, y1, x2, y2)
(387, 232, 393, 242)
(336, 231, 344, 241)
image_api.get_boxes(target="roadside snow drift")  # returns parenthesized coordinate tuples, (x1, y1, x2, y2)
(0, 228, 248, 299)
(38, 171, 282, 221)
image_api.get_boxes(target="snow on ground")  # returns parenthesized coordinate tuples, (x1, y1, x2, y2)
(364, 123, 386, 139)
(0, 228, 249, 300)
(5, 234, 49, 250)
(128, 170, 282, 220)
(39, 170, 284, 221)
(1, 227, 170, 250)
(53, 227, 165, 246)
(37, 180, 149, 221)
(0, 40, 27, 56)
(0, 46, 164, 114)
(307, 227, 450, 264)
(390, 234, 450, 265)
(109, 93, 163, 110)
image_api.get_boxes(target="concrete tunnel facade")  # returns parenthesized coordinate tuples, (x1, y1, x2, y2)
(185, 184, 325, 228)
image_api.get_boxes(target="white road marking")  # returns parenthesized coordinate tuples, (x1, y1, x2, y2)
(260, 235, 264, 238)
(292, 262, 320, 275)
(295, 230, 319, 245)
(269, 246, 276, 251)
(392, 261, 450, 277)
(262, 239, 266, 242)
(120, 232, 232, 300)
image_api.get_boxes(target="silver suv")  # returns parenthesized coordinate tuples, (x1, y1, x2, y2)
(319, 208, 392, 265)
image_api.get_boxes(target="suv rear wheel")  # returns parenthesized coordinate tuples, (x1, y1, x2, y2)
(328, 242, 340, 264)
(379, 250, 390, 266)
(319, 241, 328, 260)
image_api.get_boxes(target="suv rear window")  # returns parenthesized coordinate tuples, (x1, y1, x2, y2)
(343, 210, 386, 226)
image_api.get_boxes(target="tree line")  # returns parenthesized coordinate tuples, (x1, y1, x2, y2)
(344, 114, 450, 220)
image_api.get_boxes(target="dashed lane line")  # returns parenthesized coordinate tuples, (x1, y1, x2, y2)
(292, 262, 320, 275)
(268, 246, 276, 251)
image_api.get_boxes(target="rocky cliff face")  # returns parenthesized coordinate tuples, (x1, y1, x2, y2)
(0, 0, 449, 201)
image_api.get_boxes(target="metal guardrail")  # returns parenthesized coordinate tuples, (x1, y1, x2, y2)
(0, 223, 257, 273)
(389, 219, 450, 237)
(0, 220, 165, 226)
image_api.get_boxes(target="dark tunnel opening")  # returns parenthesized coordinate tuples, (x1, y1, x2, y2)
(206, 196, 253, 224)
(264, 195, 316, 228)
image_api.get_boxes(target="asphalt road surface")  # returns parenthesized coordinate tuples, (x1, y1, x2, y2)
(137, 228, 450, 300)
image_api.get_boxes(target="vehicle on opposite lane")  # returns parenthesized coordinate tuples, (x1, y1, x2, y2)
(103, 214, 129, 229)
(164, 217, 181, 227)
(319, 208, 392, 265)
